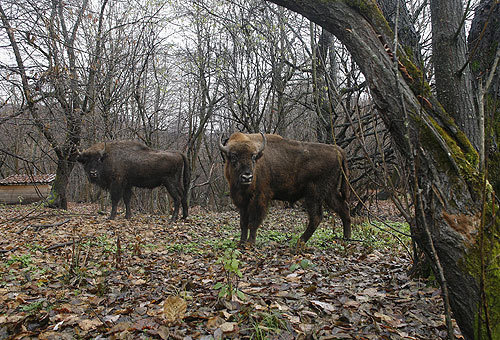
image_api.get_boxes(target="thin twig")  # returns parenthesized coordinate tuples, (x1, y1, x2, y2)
(45, 241, 74, 251)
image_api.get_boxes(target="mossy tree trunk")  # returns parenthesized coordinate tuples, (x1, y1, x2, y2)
(430, 0, 478, 149)
(266, 1, 499, 339)
(468, 0, 500, 195)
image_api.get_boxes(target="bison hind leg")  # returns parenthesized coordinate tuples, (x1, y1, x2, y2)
(325, 195, 351, 240)
(164, 182, 182, 221)
(109, 184, 124, 220)
(300, 200, 323, 244)
(181, 190, 188, 219)
(123, 187, 133, 219)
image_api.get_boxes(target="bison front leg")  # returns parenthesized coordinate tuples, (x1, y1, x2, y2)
(109, 184, 123, 220)
(247, 199, 268, 244)
(239, 208, 249, 245)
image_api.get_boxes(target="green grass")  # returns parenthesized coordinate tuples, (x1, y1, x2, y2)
(248, 311, 289, 340)
(163, 241, 202, 254)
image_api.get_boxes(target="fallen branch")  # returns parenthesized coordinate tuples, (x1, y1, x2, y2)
(45, 241, 75, 251)
(18, 218, 70, 233)
(0, 246, 18, 254)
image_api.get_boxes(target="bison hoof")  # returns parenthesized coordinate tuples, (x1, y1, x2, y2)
(295, 239, 307, 253)
(238, 241, 254, 250)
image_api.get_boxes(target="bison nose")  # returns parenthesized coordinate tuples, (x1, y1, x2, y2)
(90, 170, 98, 178)
(240, 173, 253, 184)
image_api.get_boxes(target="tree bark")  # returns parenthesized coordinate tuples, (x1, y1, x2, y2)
(378, 0, 423, 68)
(313, 27, 335, 144)
(265, 1, 499, 339)
(430, 0, 478, 149)
(468, 0, 500, 194)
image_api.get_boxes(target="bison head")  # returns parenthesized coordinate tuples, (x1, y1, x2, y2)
(219, 132, 266, 186)
(77, 144, 108, 183)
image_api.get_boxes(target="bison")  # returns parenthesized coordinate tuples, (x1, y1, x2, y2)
(219, 132, 351, 246)
(77, 140, 190, 221)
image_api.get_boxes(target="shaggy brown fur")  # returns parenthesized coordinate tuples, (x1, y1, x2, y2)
(219, 132, 351, 245)
(78, 140, 190, 220)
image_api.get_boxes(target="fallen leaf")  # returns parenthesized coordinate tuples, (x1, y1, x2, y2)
(310, 300, 336, 313)
(163, 296, 187, 323)
(78, 318, 102, 331)
(220, 321, 237, 333)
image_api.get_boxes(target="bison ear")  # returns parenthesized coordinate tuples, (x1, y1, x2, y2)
(76, 153, 86, 164)
(98, 147, 108, 162)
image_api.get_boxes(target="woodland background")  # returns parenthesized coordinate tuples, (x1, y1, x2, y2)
(0, 0, 499, 339)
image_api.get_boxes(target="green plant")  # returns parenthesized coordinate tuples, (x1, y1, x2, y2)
(207, 237, 238, 250)
(258, 229, 290, 244)
(21, 299, 45, 313)
(7, 254, 33, 268)
(163, 242, 201, 253)
(213, 248, 245, 300)
(26, 243, 45, 252)
(289, 258, 315, 271)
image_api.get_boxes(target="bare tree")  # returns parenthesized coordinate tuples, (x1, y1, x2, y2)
(0, 0, 108, 209)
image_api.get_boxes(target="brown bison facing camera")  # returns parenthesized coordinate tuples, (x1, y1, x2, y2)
(77, 140, 190, 221)
(219, 132, 351, 246)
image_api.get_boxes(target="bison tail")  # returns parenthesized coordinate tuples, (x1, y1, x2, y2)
(340, 155, 350, 201)
(182, 153, 191, 198)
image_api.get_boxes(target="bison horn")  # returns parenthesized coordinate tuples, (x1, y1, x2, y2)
(218, 134, 230, 155)
(257, 132, 267, 155)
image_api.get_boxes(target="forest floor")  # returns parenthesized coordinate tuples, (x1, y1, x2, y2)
(0, 201, 463, 340)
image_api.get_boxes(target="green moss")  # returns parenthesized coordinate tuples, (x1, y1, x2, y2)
(397, 52, 432, 97)
(488, 152, 500, 195)
(467, 201, 500, 338)
(486, 95, 500, 195)
(344, 0, 393, 39)
(412, 112, 483, 202)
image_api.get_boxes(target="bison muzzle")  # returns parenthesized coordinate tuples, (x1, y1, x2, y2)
(78, 140, 190, 221)
(219, 132, 351, 246)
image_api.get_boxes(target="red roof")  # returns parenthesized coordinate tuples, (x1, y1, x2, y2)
(0, 174, 56, 185)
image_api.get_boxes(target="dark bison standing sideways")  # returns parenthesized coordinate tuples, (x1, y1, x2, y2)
(77, 140, 190, 221)
(219, 132, 351, 246)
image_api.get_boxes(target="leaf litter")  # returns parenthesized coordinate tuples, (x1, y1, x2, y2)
(0, 202, 463, 339)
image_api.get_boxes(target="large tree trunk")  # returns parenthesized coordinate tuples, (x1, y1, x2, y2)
(430, 0, 478, 149)
(313, 28, 335, 144)
(266, 1, 499, 339)
(468, 0, 500, 195)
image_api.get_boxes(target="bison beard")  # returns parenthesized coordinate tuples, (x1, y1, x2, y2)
(77, 140, 190, 221)
(219, 132, 351, 246)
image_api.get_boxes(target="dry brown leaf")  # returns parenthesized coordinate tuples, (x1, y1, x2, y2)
(162, 296, 187, 323)
(219, 321, 237, 333)
(78, 318, 103, 331)
(207, 315, 224, 329)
